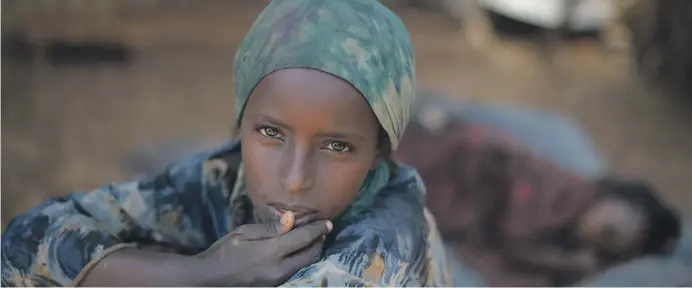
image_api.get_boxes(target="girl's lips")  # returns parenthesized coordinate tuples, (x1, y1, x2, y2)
(270, 206, 288, 217)
(268, 204, 317, 218)
(268, 206, 317, 223)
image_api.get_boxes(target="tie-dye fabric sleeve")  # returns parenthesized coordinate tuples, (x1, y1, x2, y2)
(1, 144, 238, 287)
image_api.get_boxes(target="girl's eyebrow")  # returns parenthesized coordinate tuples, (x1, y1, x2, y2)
(315, 131, 366, 141)
(247, 113, 292, 131)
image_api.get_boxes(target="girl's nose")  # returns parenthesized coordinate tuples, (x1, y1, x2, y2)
(280, 144, 315, 195)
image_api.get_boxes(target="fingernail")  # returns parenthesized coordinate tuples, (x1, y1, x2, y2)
(280, 213, 289, 225)
(326, 220, 333, 232)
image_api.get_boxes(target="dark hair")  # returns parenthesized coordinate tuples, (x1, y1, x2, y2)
(377, 126, 392, 157)
(595, 179, 682, 255)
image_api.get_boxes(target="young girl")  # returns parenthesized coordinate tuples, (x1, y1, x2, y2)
(0, 0, 450, 286)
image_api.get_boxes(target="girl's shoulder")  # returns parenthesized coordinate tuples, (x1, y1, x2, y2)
(348, 162, 428, 238)
(325, 163, 450, 285)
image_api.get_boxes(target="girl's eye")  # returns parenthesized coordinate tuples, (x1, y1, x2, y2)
(324, 140, 352, 153)
(257, 126, 282, 139)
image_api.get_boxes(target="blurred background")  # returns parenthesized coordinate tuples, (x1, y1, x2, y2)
(2, 0, 691, 228)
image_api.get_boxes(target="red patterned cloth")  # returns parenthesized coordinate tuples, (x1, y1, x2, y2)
(394, 119, 599, 286)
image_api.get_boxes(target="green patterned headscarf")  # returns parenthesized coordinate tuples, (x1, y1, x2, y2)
(232, 0, 415, 220)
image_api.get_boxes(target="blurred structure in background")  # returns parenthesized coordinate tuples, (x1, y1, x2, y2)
(623, 0, 692, 100)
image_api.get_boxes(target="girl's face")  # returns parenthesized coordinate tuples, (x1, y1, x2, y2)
(239, 68, 382, 224)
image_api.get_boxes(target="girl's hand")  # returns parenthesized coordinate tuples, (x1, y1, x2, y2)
(197, 211, 332, 286)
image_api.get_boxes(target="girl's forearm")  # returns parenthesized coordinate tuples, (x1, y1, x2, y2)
(77, 248, 217, 287)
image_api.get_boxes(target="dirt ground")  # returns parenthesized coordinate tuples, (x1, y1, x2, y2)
(2, 1, 691, 227)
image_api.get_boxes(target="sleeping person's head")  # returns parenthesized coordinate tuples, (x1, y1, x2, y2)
(232, 0, 414, 224)
(577, 179, 681, 264)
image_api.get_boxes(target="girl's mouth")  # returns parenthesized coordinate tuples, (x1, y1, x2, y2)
(267, 204, 318, 222)
(269, 206, 290, 217)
